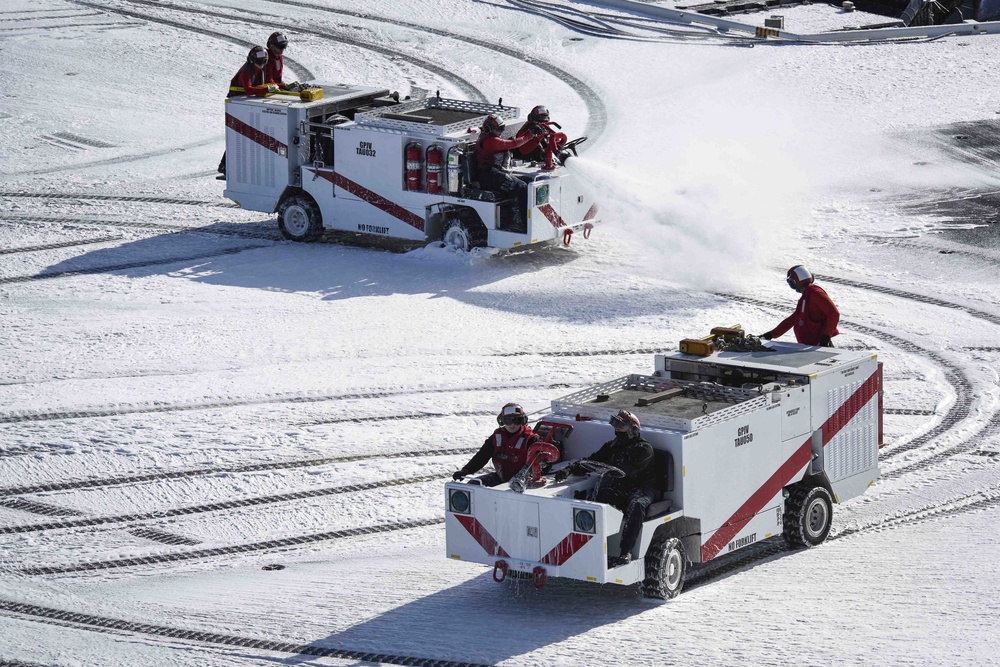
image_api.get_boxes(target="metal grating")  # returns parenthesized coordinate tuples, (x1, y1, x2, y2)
(550, 374, 767, 432)
(355, 97, 519, 137)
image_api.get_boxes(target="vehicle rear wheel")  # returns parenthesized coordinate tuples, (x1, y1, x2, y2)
(442, 217, 486, 252)
(278, 194, 323, 242)
(783, 485, 833, 547)
(641, 535, 686, 600)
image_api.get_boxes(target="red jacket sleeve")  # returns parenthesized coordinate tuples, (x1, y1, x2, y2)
(232, 64, 270, 97)
(516, 126, 542, 156)
(769, 312, 796, 339)
(461, 436, 495, 475)
(482, 134, 532, 153)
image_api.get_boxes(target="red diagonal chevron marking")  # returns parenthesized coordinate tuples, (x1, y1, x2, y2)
(701, 370, 881, 562)
(540, 532, 594, 566)
(456, 514, 509, 558)
(309, 169, 425, 231)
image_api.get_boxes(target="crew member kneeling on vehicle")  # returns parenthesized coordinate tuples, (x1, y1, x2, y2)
(474, 114, 537, 216)
(452, 403, 540, 487)
(760, 264, 840, 347)
(219, 46, 276, 178)
(555, 410, 655, 568)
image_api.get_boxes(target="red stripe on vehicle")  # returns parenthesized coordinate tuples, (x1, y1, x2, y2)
(700, 370, 881, 562)
(583, 203, 599, 221)
(540, 532, 594, 566)
(455, 514, 509, 558)
(225, 114, 288, 157)
(309, 169, 425, 231)
(537, 203, 566, 229)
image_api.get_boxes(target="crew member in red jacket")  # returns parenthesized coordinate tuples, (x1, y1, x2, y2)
(219, 46, 275, 177)
(515, 105, 551, 162)
(264, 32, 303, 91)
(229, 45, 274, 98)
(452, 403, 540, 487)
(474, 114, 538, 217)
(762, 265, 840, 347)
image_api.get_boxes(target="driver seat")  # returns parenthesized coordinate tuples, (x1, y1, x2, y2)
(645, 448, 674, 519)
(459, 150, 497, 202)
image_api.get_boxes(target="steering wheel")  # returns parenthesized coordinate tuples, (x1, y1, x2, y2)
(577, 459, 625, 479)
(563, 136, 587, 154)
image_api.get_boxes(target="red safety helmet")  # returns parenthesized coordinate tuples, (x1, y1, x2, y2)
(528, 105, 550, 124)
(481, 113, 505, 136)
(786, 265, 814, 291)
(267, 32, 289, 51)
(497, 402, 528, 427)
(609, 409, 641, 439)
(247, 46, 268, 67)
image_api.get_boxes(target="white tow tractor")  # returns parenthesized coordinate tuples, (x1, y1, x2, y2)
(222, 84, 599, 252)
(445, 328, 883, 598)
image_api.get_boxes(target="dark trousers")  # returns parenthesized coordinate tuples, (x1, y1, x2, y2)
(597, 486, 655, 557)
(479, 168, 527, 214)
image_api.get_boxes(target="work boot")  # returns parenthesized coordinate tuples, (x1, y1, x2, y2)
(608, 552, 632, 568)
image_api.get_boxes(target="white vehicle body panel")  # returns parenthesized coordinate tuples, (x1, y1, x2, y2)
(447, 340, 882, 586)
(222, 84, 599, 250)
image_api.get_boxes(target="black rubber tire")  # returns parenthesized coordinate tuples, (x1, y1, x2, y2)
(641, 536, 686, 600)
(783, 485, 833, 547)
(278, 194, 323, 242)
(442, 217, 487, 251)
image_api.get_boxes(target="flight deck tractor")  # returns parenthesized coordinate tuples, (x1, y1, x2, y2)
(222, 84, 598, 252)
(445, 328, 883, 599)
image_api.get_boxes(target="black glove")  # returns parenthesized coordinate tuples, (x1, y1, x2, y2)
(761, 332, 773, 340)
(530, 124, 545, 137)
(452, 470, 466, 481)
(553, 469, 569, 483)
(818, 335, 833, 347)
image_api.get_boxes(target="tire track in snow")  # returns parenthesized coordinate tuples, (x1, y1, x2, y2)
(0, 445, 476, 499)
(0, 382, 561, 425)
(0, 235, 124, 255)
(0, 191, 235, 208)
(0, 597, 488, 667)
(0, 473, 449, 536)
(687, 476, 1000, 589)
(82, 0, 485, 103)
(0, 214, 280, 242)
(814, 272, 1000, 327)
(14, 517, 444, 575)
(235, 0, 609, 144)
(0, 244, 265, 286)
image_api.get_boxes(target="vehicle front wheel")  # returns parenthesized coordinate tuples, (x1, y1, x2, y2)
(442, 218, 486, 252)
(278, 194, 323, 242)
(641, 536, 686, 600)
(783, 485, 833, 547)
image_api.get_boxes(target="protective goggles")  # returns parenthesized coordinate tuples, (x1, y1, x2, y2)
(609, 413, 631, 430)
(499, 414, 524, 426)
(271, 35, 288, 50)
(786, 275, 798, 289)
(252, 50, 268, 64)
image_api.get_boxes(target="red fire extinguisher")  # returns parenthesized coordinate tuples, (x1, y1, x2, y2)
(405, 141, 423, 191)
(425, 144, 444, 194)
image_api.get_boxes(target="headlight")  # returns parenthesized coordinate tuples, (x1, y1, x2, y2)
(449, 489, 471, 514)
(573, 508, 596, 534)
(535, 184, 549, 206)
